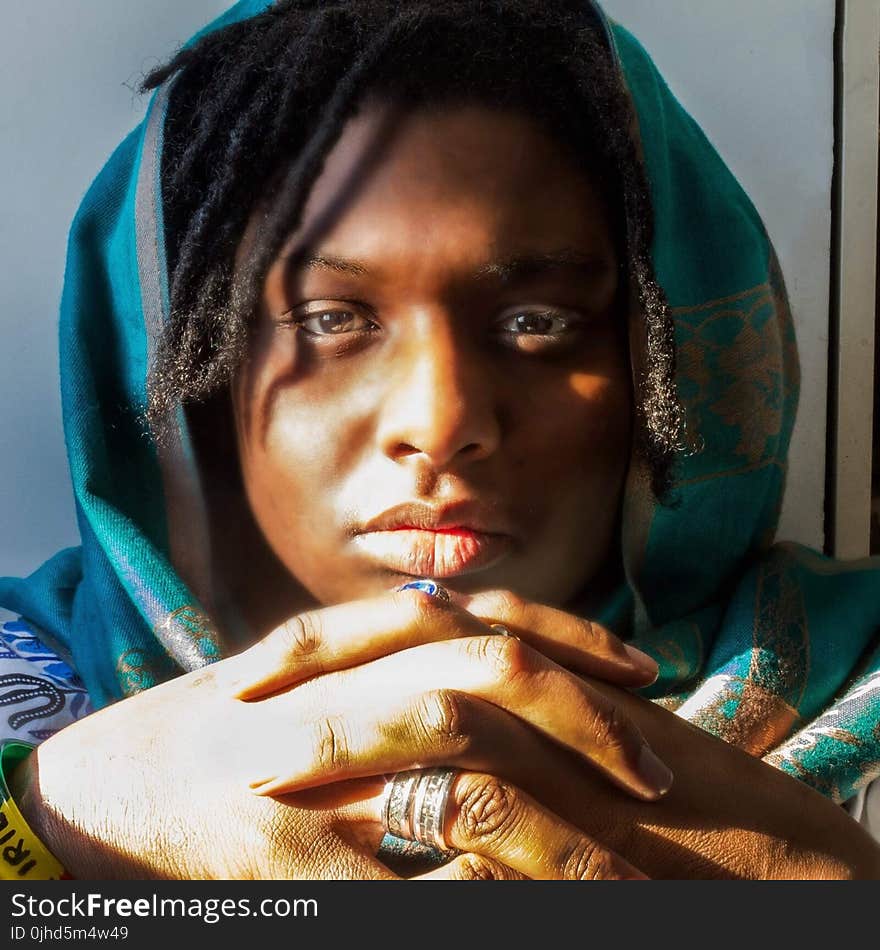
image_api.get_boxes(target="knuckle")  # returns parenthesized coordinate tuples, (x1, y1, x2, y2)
(584, 698, 636, 755)
(463, 632, 531, 682)
(396, 587, 453, 632)
(280, 612, 323, 660)
(560, 836, 616, 881)
(454, 853, 506, 881)
(495, 589, 527, 615)
(578, 618, 604, 652)
(414, 690, 471, 755)
(311, 716, 350, 773)
(457, 775, 521, 845)
(482, 588, 527, 620)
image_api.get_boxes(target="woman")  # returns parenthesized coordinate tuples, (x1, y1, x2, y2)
(1, 0, 879, 879)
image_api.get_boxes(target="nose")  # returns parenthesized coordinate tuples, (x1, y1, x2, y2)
(377, 316, 502, 470)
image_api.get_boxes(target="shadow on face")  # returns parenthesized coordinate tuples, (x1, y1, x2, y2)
(209, 98, 633, 637)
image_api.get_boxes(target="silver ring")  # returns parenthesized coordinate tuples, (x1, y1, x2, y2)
(490, 623, 512, 637)
(383, 770, 419, 840)
(382, 768, 458, 852)
(397, 579, 451, 602)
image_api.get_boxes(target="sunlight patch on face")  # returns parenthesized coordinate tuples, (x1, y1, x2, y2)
(568, 371, 606, 401)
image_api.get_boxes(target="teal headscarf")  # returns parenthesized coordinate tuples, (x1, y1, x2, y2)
(2, 0, 878, 805)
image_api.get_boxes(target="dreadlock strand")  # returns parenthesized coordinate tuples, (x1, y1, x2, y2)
(237, 10, 414, 320)
(163, 23, 298, 309)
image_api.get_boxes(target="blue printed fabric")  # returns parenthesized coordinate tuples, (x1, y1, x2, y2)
(0, 619, 94, 743)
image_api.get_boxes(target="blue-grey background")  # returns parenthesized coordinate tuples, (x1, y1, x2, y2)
(0, 1, 833, 594)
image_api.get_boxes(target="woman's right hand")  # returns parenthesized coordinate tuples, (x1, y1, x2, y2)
(10, 662, 393, 879)
(9, 586, 658, 879)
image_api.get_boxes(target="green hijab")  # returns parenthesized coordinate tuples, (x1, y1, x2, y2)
(1, 0, 878, 805)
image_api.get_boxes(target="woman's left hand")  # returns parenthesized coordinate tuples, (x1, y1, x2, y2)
(462, 593, 880, 879)
(223, 589, 880, 879)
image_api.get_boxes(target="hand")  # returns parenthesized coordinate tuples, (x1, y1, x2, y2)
(11, 664, 390, 879)
(402, 769, 648, 881)
(225, 586, 672, 802)
(228, 588, 880, 879)
(464, 594, 880, 879)
(10, 587, 658, 880)
(529, 679, 880, 879)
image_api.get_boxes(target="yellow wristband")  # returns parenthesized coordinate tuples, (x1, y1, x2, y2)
(0, 740, 69, 880)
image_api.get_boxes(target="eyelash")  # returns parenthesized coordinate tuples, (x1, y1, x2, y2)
(281, 304, 588, 351)
(291, 309, 379, 337)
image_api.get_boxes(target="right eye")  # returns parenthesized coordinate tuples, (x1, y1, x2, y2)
(295, 309, 377, 336)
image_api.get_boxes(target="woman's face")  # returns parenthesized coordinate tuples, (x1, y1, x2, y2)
(232, 100, 632, 608)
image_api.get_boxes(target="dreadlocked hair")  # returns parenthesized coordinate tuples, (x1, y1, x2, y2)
(142, 0, 685, 499)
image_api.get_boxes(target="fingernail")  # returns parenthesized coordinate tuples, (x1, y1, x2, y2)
(636, 745, 674, 797)
(489, 623, 518, 639)
(623, 644, 659, 680)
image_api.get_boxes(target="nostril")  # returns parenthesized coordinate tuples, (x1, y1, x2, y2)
(392, 442, 420, 458)
(392, 440, 484, 463)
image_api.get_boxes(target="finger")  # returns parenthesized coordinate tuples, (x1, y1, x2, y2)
(444, 772, 648, 880)
(248, 689, 558, 796)
(226, 586, 658, 701)
(414, 852, 528, 880)
(254, 636, 673, 801)
(460, 589, 659, 687)
(226, 588, 490, 700)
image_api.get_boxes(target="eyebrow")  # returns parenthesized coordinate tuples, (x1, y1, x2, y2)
(287, 248, 610, 283)
(293, 253, 372, 277)
(472, 250, 611, 283)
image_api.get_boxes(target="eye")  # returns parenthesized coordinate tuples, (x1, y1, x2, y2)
(294, 309, 377, 337)
(498, 311, 568, 334)
(493, 307, 585, 351)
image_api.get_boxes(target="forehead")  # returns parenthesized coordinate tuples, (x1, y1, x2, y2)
(281, 99, 615, 266)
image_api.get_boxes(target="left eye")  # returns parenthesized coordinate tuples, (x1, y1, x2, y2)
(494, 309, 581, 337)
(500, 311, 566, 334)
(296, 310, 375, 335)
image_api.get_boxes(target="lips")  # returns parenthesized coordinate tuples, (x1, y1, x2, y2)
(353, 501, 515, 578)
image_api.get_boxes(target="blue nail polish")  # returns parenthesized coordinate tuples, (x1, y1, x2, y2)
(397, 579, 451, 602)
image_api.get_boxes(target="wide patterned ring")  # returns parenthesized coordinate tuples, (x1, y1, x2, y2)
(382, 768, 459, 853)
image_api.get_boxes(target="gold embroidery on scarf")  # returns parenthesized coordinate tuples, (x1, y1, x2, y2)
(116, 649, 161, 697)
(651, 620, 704, 687)
(678, 283, 783, 469)
(676, 674, 800, 756)
(153, 604, 221, 664)
(764, 672, 880, 802)
(652, 695, 687, 712)
(670, 280, 771, 315)
(675, 459, 784, 489)
(155, 604, 215, 639)
(684, 555, 810, 754)
(764, 740, 852, 801)
(750, 553, 810, 711)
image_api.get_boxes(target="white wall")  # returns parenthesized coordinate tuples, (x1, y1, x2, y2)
(0, 0, 833, 589)
(0, 0, 231, 585)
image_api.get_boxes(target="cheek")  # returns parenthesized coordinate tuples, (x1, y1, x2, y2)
(490, 365, 631, 603)
(510, 365, 632, 480)
(242, 396, 351, 528)
(238, 329, 357, 484)
(566, 370, 632, 449)
(235, 357, 329, 535)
